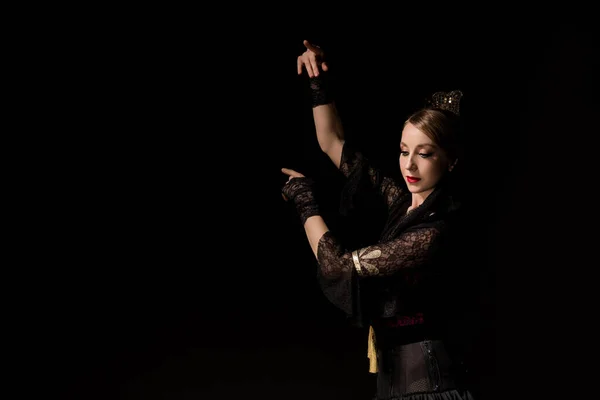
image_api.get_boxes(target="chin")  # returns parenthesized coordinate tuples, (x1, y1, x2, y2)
(409, 185, 435, 195)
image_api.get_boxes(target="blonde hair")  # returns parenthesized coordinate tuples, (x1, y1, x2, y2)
(404, 108, 462, 163)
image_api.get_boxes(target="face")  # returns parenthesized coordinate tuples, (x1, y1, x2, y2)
(399, 122, 450, 196)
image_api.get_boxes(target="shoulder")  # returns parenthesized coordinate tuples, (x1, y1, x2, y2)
(411, 200, 462, 239)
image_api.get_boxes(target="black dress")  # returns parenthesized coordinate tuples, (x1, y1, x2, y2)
(315, 142, 475, 400)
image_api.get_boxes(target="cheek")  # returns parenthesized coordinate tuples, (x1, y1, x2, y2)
(423, 160, 446, 179)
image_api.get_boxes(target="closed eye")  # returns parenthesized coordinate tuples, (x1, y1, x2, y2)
(400, 151, 433, 158)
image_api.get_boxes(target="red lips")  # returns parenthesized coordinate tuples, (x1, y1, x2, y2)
(406, 176, 421, 183)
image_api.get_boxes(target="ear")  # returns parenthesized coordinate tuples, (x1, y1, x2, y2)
(449, 158, 458, 172)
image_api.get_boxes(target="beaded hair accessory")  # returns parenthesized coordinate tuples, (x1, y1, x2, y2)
(426, 90, 463, 116)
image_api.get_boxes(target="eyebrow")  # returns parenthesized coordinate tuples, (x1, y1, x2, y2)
(400, 142, 438, 149)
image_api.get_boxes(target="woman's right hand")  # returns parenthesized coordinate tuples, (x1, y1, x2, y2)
(297, 40, 329, 78)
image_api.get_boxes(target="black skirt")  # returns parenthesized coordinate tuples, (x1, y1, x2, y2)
(372, 339, 474, 400)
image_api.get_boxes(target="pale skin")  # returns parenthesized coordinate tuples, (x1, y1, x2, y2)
(296, 40, 345, 168)
(281, 167, 328, 257)
(284, 40, 456, 258)
(399, 123, 455, 211)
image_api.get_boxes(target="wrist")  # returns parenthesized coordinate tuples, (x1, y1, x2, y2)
(294, 191, 320, 225)
(282, 177, 320, 224)
(309, 75, 333, 108)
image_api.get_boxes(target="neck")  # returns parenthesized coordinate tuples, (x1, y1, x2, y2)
(410, 187, 435, 209)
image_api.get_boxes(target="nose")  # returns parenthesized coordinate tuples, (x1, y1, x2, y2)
(403, 155, 417, 172)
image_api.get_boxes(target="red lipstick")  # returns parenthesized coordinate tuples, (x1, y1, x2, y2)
(406, 176, 421, 183)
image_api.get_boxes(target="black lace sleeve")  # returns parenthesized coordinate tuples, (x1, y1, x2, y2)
(339, 141, 404, 213)
(318, 227, 442, 279)
(315, 225, 443, 316)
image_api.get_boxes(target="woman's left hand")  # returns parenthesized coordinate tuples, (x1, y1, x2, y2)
(281, 167, 305, 181)
(281, 167, 306, 201)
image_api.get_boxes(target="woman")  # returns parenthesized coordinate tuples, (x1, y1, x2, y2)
(281, 40, 475, 399)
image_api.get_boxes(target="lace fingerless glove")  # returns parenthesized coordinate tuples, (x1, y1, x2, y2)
(309, 74, 333, 108)
(282, 177, 320, 225)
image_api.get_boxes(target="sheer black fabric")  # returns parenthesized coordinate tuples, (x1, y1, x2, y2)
(318, 226, 443, 279)
(309, 75, 334, 107)
(338, 142, 406, 217)
(315, 142, 472, 399)
(281, 177, 320, 225)
(373, 338, 474, 400)
(318, 142, 462, 325)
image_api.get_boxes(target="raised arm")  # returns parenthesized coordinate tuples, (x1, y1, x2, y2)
(297, 40, 344, 168)
(297, 41, 404, 210)
(312, 103, 345, 168)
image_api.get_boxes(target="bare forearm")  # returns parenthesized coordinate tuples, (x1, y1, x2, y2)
(313, 104, 345, 168)
(303, 215, 330, 258)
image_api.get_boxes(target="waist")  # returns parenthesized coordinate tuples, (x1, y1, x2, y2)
(376, 339, 461, 397)
(372, 319, 445, 348)
(379, 313, 425, 328)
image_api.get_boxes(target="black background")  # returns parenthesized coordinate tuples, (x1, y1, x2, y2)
(27, 11, 597, 400)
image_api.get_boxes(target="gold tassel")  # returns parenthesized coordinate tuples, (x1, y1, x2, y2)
(367, 325, 378, 373)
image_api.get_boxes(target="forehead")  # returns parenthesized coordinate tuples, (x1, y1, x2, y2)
(400, 123, 434, 147)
